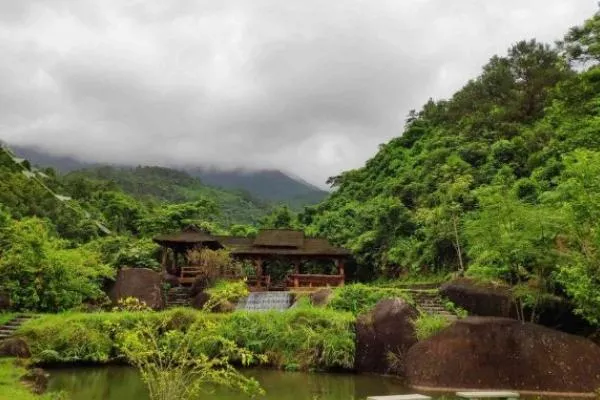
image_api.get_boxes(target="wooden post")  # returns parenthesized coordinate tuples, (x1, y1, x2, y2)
(161, 246, 168, 274)
(254, 258, 263, 289)
(336, 259, 345, 286)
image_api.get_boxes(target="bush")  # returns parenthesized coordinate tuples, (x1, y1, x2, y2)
(203, 280, 249, 312)
(0, 218, 113, 312)
(328, 284, 414, 315)
(18, 308, 356, 371)
(413, 314, 451, 340)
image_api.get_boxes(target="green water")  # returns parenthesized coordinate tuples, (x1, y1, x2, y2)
(48, 366, 412, 400)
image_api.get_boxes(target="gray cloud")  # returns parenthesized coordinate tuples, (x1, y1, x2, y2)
(0, 0, 596, 187)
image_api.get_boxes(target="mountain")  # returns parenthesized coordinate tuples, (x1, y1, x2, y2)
(188, 167, 328, 209)
(64, 166, 270, 225)
(11, 145, 328, 208)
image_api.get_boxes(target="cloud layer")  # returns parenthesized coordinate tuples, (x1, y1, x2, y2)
(0, 0, 596, 186)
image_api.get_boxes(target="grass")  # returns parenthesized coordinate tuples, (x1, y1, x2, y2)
(0, 358, 60, 400)
(413, 313, 451, 340)
(327, 283, 415, 315)
(16, 307, 356, 372)
(372, 272, 452, 287)
(0, 313, 16, 326)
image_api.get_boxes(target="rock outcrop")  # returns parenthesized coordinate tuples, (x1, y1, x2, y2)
(0, 337, 31, 358)
(406, 317, 600, 393)
(354, 297, 419, 376)
(439, 279, 513, 317)
(21, 368, 49, 394)
(310, 288, 334, 307)
(108, 268, 164, 310)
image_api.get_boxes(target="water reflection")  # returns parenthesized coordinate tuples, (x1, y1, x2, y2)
(48, 366, 410, 400)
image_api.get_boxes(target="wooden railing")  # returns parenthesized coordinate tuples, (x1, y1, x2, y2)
(286, 274, 344, 289)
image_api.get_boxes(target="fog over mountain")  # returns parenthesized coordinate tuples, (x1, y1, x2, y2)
(0, 0, 595, 187)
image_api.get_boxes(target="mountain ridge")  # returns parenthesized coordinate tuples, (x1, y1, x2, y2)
(9, 144, 328, 209)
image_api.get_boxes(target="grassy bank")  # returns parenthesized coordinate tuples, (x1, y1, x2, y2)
(17, 307, 355, 372)
(0, 358, 56, 400)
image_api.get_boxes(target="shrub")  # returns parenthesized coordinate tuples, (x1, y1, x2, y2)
(117, 318, 263, 400)
(18, 308, 356, 372)
(328, 284, 414, 315)
(203, 280, 249, 312)
(413, 313, 451, 340)
(0, 218, 113, 312)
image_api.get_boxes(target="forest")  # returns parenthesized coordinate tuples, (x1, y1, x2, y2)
(2, 10, 600, 328)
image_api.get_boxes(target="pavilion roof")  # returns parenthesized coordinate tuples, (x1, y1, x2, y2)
(153, 225, 221, 246)
(215, 234, 351, 257)
(253, 229, 304, 248)
(154, 227, 350, 257)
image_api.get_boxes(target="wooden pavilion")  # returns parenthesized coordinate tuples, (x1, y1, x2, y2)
(153, 226, 350, 291)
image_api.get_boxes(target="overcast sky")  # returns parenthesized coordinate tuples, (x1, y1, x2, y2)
(0, 1, 596, 187)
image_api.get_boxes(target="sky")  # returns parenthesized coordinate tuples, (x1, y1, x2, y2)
(0, 1, 597, 187)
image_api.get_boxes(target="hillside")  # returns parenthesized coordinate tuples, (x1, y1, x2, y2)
(303, 14, 600, 324)
(65, 166, 270, 225)
(189, 168, 328, 209)
(12, 145, 327, 209)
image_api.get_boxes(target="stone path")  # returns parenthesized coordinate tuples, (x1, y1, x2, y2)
(0, 315, 35, 340)
(166, 286, 192, 308)
(404, 289, 457, 320)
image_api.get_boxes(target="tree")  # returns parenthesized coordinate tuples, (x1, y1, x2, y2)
(464, 180, 560, 322)
(0, 217, 113, 311)
(560, 10, 600, 64)
(542, 150, 600, 324)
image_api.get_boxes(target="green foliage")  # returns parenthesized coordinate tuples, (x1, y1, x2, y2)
(0, 217, 113, 312)
(413, 314, 451, 340)
(18, 308, 356, 372)
(203, 280, 249, 312)
(0, 358, 65, 400)
(303, 12, 600, 326)
(443, 301, 468, 319)
(84, 236, 161, 270)
(66, 166, 269, 226)
(328, 284, 413, 315)
(117, 318, 263, 400)
(113, 297, 152, 312)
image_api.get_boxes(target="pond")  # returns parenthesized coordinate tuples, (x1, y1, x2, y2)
(48, 366, 415, 400)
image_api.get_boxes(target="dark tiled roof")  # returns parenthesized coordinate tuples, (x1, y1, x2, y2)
(253, 229, 304, 248)
(156, 228, 350, 257)
(153, 225, 221, 245)
(215, 235, 350, 257)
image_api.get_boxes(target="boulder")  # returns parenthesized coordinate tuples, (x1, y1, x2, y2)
(108, 268, 164, 310)
(310, 288, 334, 307)
(406, 317, 600, 393)
(354, 298, 419, 375)
(191, 292, 211, 310)
(0, 338, 31, 358)
(21, 368, 49, 394)
(440, 279, 513, 317)
(162, 272, 180, 288)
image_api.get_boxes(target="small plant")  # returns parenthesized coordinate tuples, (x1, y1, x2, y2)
(113, 297, 152, 312)
(413, 313, 450, 340)
(117, 318, 264, 400)
(443, 300, 468, 318)
(328, 284, 414, 315)
(203, 280, 249, 312)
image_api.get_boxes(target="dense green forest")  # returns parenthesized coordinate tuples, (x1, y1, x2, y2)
(301, 12, 600, 324)
(2, 11, 600, 327)
(65, 166, 270, 225)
